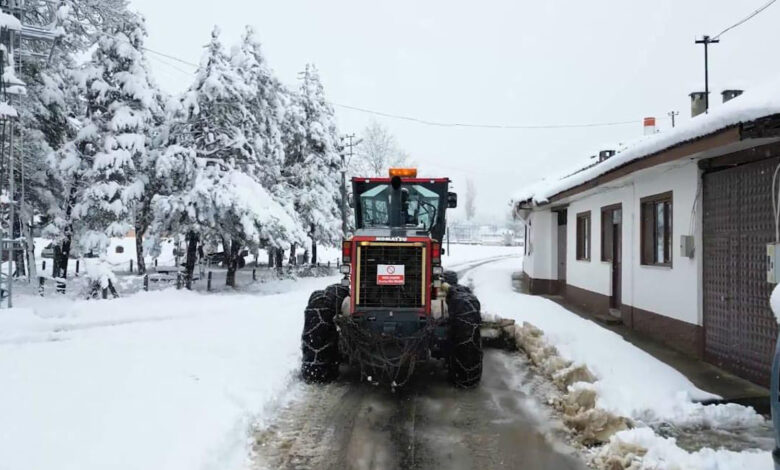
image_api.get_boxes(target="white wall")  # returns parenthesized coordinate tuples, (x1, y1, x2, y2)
(522, 209, 558, 280)
(559, 159, 702, 326)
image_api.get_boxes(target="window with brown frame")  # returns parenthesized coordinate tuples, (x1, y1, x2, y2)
(641, 192, 673, 266)
(576, 211, 591, 261)
(601, 204, 621, 262)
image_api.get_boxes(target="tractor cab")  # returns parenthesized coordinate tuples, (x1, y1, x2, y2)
(352, 168, 457, 241)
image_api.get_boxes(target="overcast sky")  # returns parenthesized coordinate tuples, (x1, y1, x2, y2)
(128, 0, 780, 221)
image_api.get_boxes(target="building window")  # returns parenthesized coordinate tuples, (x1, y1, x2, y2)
(601, 205, 621, 262)
(641, 192, 673, 266)
(576, 211, 591, 261)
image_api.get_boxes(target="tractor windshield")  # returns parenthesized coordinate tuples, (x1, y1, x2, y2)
(359, 183, 441, 231)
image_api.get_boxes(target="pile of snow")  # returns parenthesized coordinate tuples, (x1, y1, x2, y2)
(594, 428, 771, 470)
(467, 258, 771, 468)
(513, 75, 780, 206)
(466, 258, 763, 429)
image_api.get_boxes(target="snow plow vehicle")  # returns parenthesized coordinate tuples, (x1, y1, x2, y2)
(301, 169, 483, 388)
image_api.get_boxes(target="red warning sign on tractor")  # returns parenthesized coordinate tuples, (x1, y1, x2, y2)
(377, 264, 405, 285)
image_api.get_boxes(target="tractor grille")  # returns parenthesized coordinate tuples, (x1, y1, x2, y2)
(357, 243, 425, 309)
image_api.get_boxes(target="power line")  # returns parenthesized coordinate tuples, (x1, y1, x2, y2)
(146, 54, 194, 76)
(142, 47, 199, 68)
(331, 102, 646, 130)
(713, 0, 777, 40)
(140, 46, 664, 131)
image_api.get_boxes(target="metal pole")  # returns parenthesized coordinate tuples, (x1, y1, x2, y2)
(668, 111, 678, 128)
(704, 39, 709, 112)
(341, 152, 347, 237)
(695, 36, 719, 114)
(7, 121, 13, 308)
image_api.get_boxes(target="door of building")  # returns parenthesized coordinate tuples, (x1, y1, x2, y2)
(557, 209, 568, 290)
(703, 156, 779, 386)
(611, 209, 622, 308)
(556, 210, 567, 285)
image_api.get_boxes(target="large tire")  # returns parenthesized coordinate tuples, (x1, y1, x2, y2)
(447, 287, 483, 388)
(301, 286, 343, 383)
(442, 270, 458, 286)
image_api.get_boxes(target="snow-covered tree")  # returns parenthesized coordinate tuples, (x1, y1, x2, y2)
(159, 27, 304, 287)
(281, 64, 342, 264)
(22, 0, 141, 279)
(68, 16, 161, 267)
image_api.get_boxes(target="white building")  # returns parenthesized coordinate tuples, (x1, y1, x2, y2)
(513, 84, 780, 385)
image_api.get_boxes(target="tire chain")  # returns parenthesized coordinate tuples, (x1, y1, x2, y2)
(447, 287, 483, 388)
(301, 289, 341, 381)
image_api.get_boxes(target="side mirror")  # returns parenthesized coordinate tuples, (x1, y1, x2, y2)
(447, 192, 458, 209)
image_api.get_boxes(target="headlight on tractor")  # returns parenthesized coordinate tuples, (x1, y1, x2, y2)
(339, 264, 351, 274)
(432, 266, 443, 275)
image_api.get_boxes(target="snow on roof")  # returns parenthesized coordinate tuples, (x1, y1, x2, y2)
(0, 12, 21, 32)
(513, 76, 780, 207)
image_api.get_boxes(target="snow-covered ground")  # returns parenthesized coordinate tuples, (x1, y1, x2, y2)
(0, 244, 519, 470)
(465, 257, 773, 469)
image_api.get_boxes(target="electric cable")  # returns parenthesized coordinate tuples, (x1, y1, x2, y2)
(712, 0, 777, 40)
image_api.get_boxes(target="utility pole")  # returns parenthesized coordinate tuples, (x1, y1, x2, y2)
(695, 35, 719, 113)
(668, 110, 679, 128)
(339, 134, 360, 237)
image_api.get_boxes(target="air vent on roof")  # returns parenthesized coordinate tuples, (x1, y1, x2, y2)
(722, 89, 743, 103)
(599, 150, 616, 162)
(690, 91, 707, 118)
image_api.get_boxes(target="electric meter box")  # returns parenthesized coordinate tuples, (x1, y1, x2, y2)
(680, 235, 695, 258)
(768, 243, 780, 284)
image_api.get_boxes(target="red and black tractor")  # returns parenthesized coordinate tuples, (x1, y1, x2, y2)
(301, 169, 483, 388)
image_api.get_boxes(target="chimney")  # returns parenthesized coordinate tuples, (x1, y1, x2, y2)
(690, 91, 707, 117)
(722, 89, 743, 103)
(643, 117, 656, 135)
(598, 150, 616, 162)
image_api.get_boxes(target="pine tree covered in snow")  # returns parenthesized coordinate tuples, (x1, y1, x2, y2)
(157, 28, 304, 287)
(21, 0, 142, 278)
(281, 65, 342, 264)
(68, 16, 161, 265)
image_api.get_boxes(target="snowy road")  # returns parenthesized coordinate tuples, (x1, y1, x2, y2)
(253, 349, 584, 470)
(253, 253, 587, 470)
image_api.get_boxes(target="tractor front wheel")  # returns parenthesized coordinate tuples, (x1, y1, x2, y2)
(301, 287, 343, 383)
(447, 286, 483, 388)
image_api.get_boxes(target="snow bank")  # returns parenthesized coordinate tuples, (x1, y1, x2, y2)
(0, 276, 337, 470)
(513, 75, 780, 205)
(466, 258, 763, 429)
(468, 258, 771, 468)
(594, 428, 772, 470)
